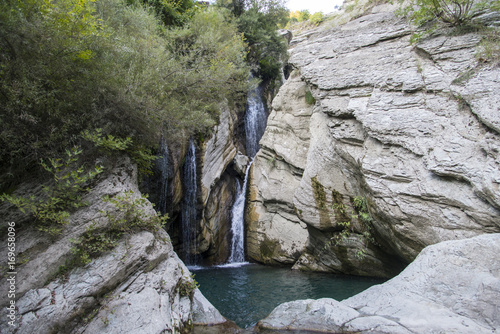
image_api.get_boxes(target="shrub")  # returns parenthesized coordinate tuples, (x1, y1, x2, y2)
(82, 129, 157, 176)
(396, 0, 499, 43)
(305, 90, 316, 105)
(309, 12, 325, 26)
(219, 0, 289, 83)
(0, 147, 103, 235)
(70, 190, 168, 266)
(0, 0, 250, 183)
(329, 195, 375, 259)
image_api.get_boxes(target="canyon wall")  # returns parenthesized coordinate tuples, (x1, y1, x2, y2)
(247, 4, 500, 276)
(0, 158, 226, 333)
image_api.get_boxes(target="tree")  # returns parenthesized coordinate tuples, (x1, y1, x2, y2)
(217, 0, 289, 82)
(136, 0, 199, 27)
(0, 0, 250, 186)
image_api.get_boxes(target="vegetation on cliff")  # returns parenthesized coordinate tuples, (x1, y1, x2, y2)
(0, 0, 250, 188)
(216, 0, 289, 83)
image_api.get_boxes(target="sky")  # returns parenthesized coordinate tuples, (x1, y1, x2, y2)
(286, 0, 344, 13)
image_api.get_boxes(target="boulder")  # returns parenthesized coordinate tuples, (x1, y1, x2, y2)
(0, 158, 226, 334)
(258, 234, 500, 333)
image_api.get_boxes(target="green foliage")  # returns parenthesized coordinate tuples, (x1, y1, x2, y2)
(396, 0, 499, 43)
(309, 12, 324, 25)
(305, 90, 316, 105)
(476, 27, 500, 64)
(259, 56, 282, 81)
(137, 0, 198, 27)
(70, 190, 168, 266)
(329, 195, 374, 259)
(176, 273, 200, 297)
(82, 129, 157, 175)
(218, 0, 289, 83)
(298, 10, 310, 21)
(82, 129, 133, 152)
(0, 147, 103, 236)
(0, 0, 250, 183)
(311, 177, 327, 209)
(398, 0, 478, 26)
(288, 10, 311, 22)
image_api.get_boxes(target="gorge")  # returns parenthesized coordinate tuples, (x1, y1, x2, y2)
(1, 0, 499, 333)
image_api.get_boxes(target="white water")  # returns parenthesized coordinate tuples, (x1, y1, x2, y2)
(157, 138, 170, 215)
(245, 85, 267, 158)
(228, 160, 253, 263)
(227, 81, 268, 264)
(181, 139, 198, 265)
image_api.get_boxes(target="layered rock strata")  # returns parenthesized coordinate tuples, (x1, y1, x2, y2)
(0, 158, 226, 334)
(199, 104, 242, 264)
(247, 5, 500, 275)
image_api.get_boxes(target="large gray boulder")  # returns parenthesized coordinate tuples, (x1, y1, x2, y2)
(257, 233, 500, 333)
(0, 158, 226, 334)
(247, 4, 500, 275)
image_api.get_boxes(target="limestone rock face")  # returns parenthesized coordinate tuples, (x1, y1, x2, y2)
(257, 233, 500, 333)
(246, 71, 312, 265)
(0, 158, 226, 334)
(199, 104, 241, 264)
(247, 6, 500, 274)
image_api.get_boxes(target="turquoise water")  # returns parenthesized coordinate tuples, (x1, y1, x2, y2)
(192, 263, 386, 329)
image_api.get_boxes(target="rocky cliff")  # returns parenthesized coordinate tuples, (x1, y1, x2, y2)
(0, 158, 226, 333)
(247, 4, 500, 276)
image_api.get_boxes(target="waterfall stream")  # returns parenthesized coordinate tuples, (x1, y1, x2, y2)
(157, 138, 170, 215)
(227, 82, 267, 264)
(244, 85, 267, 158)
(181, 139, 198, 265)
(228, 160, 253, 264)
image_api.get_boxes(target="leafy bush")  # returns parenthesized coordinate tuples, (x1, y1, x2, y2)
(82, 129, 157, 176)
(396, 0, 499, 42)
(289, 10, 310, 22)
(0, 147, 103, 235)
(399, 0, 479, 26)
(0, 0, 250, 184)
(136, 0, 198, 27)
(329, 196, 374, 259)
(218, 0, 289, 83)
(70, 190, 168, 265)
(176, 274, 200, 297)
(309, 12, 324, 25)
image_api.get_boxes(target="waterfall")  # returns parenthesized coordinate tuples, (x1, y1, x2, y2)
(228, 160, 253, 263)
(227, 81, 267, 264)
(157, 138, 170, 215)
(181, 139, 198, 265)
(245, 85, 267, 158)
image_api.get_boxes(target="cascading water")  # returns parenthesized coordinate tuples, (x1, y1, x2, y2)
(245, 84, 268, 158)
(228, 160, 253, 263)
(157, 138, 170, 215)
(227, 82, 268, 264)
(181, 139, 198, 265)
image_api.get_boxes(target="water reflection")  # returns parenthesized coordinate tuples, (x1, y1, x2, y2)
(193, 264, 386, 328)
